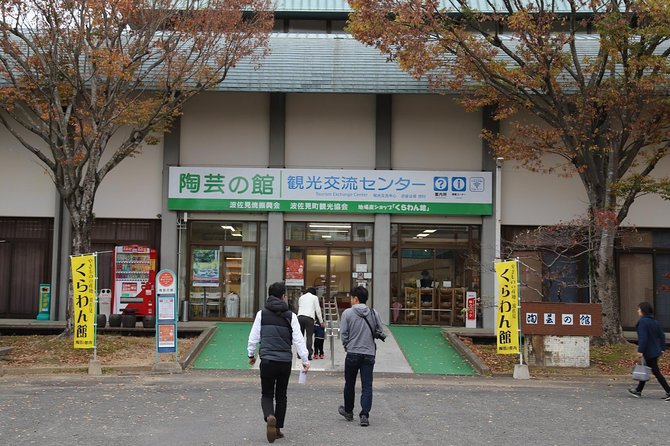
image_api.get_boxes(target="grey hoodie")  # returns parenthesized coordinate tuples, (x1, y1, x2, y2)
(340, 303, 381, 356)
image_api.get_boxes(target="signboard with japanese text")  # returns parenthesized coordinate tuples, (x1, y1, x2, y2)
(521, 302, 602, 336)
(71, 254, 97, 349)
(495, 260, 520, 354)
(158, 296, 176, 322)
(168, 167, 492, 215)
(156, 269, 177, 353)
(158, 325, 175, 349)
(157, 270, 177, 296)
(465, 291, 477, 329)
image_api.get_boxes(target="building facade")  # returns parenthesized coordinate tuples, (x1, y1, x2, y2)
(1, 2, 669, 330)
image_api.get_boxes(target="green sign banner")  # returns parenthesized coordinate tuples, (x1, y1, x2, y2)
(168, 167, 492, 215)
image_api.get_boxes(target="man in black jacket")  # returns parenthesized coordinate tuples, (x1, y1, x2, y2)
(248, 282, 310, 443)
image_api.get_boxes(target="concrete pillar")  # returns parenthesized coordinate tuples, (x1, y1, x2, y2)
(50, 193, 64, 321)
(481, 216, 496, 330)
(269, 93, 286, 168)
(373, 95, 392, 325)
(56, 201, 72, 321)
(373, 214, 391, 325)
(266, 92, 286, 306)
(266, 212, 284, 290)
(375, 95, 392, 170)
(481, 105, 500, 331)
(160, 117, 181, 273)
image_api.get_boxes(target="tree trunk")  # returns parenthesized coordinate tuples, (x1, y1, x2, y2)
(592, 223, 626, 344)
(71, 218, 93, 256)
(68, 187, 95, 256)
(60, 192, 95, 337)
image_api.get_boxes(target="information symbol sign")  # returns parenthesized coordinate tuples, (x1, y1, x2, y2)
(452, 177, 466, 192)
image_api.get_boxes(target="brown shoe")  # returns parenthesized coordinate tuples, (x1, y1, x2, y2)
(276, 429, 284, 439)
(266, 415, 277, 443)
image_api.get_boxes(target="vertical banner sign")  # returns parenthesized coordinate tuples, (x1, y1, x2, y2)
(71, 254, 97, 349)
(465, 291, 477, 329)
(156, 269, 177, 354)
(495, 260, 520, 354)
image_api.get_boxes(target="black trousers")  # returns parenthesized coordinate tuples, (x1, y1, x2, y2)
(314, 337, 324, 356)
(635, 355, 670, 393)
(298, 315, 314, 358)
(260, 360, 292, 428)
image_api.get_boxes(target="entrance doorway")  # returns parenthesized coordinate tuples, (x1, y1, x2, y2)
(284, 222, 374, 311)
(304, 247, 352, 309)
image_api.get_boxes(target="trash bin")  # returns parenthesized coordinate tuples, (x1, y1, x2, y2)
(98, 289, 112, 319)
(181, 300, 189, 322)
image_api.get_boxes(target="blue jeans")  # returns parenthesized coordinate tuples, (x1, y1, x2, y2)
(343, 353, 375, 417)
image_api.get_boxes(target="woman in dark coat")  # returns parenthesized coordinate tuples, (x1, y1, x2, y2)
(628, 302, 670, 400)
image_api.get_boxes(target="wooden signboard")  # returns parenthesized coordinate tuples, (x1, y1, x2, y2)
(521, 302, 602, 337)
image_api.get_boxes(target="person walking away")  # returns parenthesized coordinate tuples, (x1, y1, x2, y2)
(313, 319, 325, 359)
(297, 287, 323, 360)
(248, 282, 310, 443)
(628, 301, 670, 400)
(338, 286, 383, 427)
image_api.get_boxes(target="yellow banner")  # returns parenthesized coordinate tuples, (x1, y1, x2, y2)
(495, 260, 520, 354)
(71, 254, 97, 349)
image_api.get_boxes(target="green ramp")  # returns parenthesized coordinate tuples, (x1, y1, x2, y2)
(389, 326, 476, 375)
(192, 322, 252, 370)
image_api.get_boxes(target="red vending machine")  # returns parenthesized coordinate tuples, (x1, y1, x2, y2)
(111, 245, 157, 317)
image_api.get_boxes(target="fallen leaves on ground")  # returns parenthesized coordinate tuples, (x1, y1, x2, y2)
(459, 336, 670, 376)
(0, 335, 196, 368)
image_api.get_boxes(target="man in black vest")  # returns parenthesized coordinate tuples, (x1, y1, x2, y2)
(248, 282, 310, 443)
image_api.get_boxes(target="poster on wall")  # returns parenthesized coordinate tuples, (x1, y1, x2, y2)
(285, 259, 304, 286)
(192, 248, 220, 287)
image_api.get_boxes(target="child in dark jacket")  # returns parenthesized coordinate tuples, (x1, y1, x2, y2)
(313, 320, 325, 359)
(628, 302, 670, 400)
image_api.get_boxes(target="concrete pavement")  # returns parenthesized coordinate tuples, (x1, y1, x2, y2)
(0, 371, 666, 446)
(249, 327, 414, 374)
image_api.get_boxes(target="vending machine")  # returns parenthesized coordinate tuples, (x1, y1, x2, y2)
(111, 245, 157, 317)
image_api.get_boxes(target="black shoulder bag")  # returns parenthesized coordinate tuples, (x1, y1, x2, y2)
(358, 311, 386, 342)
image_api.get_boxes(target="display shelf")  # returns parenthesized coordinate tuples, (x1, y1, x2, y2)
(403, 287, 419, 323)
(438, 287, 466, 326)
(225, 259, 241, 294)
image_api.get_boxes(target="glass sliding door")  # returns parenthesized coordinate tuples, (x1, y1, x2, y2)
(284, 221, 374, 311)
(329, 248, 352, 309)
(292, 247, 355, 310)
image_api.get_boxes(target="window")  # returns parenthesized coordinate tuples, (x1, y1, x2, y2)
(188, 221, 261, 320)
(503, 226, 590, 304)
(391, 224, 481, 325)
